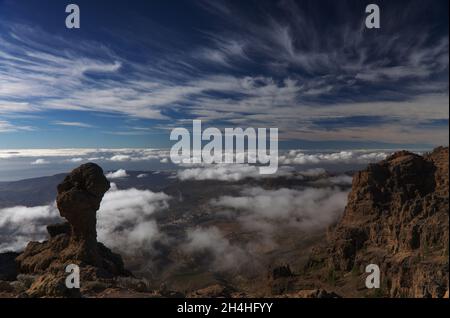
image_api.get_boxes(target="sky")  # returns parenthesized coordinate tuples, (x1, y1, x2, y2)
(0, 0, 448, 149)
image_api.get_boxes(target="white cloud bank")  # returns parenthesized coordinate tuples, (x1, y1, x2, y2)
(279, 150, 389, 165)
(31, 158, 50, 165)
(0, 148, 170, 162)
(0, 204, 60, 252)
(184, 227, 249, 271)
(97, 186, 171, 253)
(177, 164, 293, 181)
(181, 185, 349, 272)
(105, 169, 129, 179)
(175, 150, 390, 181)
(212, 186, 348, 233)
(0, 186, 171, 254)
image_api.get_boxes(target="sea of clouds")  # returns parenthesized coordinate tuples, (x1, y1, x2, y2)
(0, 147, 399, 183)
(0, 148, 392, 272)
(0, 148, 393, 168)
(0, 167, 349, 273)
(181, 185, 348, 271)
(1, 189, 349, 285)
(211, 186, 348, 232)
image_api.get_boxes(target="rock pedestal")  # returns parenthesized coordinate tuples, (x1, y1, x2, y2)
(15, 163, 130, 297)
(57, 163, 110, 244)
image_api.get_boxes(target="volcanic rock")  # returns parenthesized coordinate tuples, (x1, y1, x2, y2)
(15, 163, 130, 297)
(47, 222, 71, 238)
(26, 272, 81, 298)
(56, 163, 109, 245)
(328, 147, 449, 297)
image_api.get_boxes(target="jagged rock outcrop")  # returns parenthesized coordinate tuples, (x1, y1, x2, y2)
(328, 147, 449, 297)
(46, 222, 71, 238)
(15, 163, 130, 297)
(57, 163, 109, 247)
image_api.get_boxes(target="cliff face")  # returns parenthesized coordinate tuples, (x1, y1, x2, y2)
(329, 147, 449, 297)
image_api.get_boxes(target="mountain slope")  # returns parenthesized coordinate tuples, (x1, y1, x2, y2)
(328, 147, 449, 297)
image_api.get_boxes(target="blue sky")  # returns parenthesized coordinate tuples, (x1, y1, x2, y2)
(0, 0, 448, 149)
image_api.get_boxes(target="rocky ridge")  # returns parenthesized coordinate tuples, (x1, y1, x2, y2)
(328, 147, 449, 297)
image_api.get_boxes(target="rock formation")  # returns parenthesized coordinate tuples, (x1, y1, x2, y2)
(328, 147, 449, 297)
(57, 163, 109, 246)
(14, 163, 130, 297)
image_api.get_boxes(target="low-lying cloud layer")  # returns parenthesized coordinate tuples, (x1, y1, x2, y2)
(0, 148, 170, 162)
(175, 150, 392, 181)
(0, 151, 353, 274)
(97, 184, 171, 254)
(0, 203, 60, 252)
(212, 186, 348, 233)
(0, 148, 398, 182)
(0, 148, 391, 165)
(279, 150, 389, 165)
(105, 169, 129, 179)
(0, 185, 171, 254)
(181, 185, 348, 272)
(184, 227, 249, 271)
(177, 164, 293, 181)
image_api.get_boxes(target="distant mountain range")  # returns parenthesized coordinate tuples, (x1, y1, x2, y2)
(0, 171, 176, 209)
